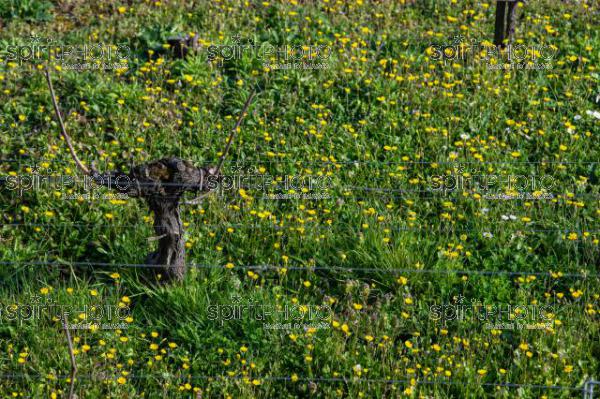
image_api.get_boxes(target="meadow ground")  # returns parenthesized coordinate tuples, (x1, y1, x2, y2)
(0, 0, 599, 397)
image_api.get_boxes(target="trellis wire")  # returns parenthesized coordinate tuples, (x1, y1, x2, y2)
(1, 222, 598, 234)
(0, 261, 598, 278)
(584, 380, 600, 399)
(2, 192, 597, 202)
(2, 158, 600, 165)
(0, 372, 587, 393)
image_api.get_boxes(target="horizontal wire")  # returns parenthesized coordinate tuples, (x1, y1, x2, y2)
(2, 181, 597, 197)
(3, 193, 599, 204)
(343, 186, 597, 196)
(0, 373, 584, 391)
(1, 158, 599, 165)
(1, 176, 594, 190)
(3, 192, 597, 202)
(0, 222, 598, 234)
(0, 261, 598, 278)
(0, 183, 596, 196)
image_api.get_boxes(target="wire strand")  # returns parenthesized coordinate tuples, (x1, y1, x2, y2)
(1, 222, 598, 233)
(2, 158, 600, 165)
(0, 261, 598, 278)
(0, 372, 585, 391)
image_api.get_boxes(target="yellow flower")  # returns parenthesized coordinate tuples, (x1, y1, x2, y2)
(117, 377, 126, 384)
(518, 342, 528, 351)
(477, 369, 487, 376)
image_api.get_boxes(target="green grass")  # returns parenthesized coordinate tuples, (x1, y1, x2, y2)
(0, 0, 599, 397)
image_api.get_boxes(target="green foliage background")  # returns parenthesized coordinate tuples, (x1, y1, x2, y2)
(0, 0, 599, 397)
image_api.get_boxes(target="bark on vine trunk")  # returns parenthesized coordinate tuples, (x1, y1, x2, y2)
(146, 196, 186, 281)
(494, 0, 523, 47)
(127, 157, 213, 282)
(506, 1, 519, 43)
(494, 1, 509, 47)
(99, 157, 216, 282)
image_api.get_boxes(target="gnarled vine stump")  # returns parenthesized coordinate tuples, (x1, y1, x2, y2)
(92, 158, 217, 281)
(116, 158, 216, 281)
(45, 68, 255, 283)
